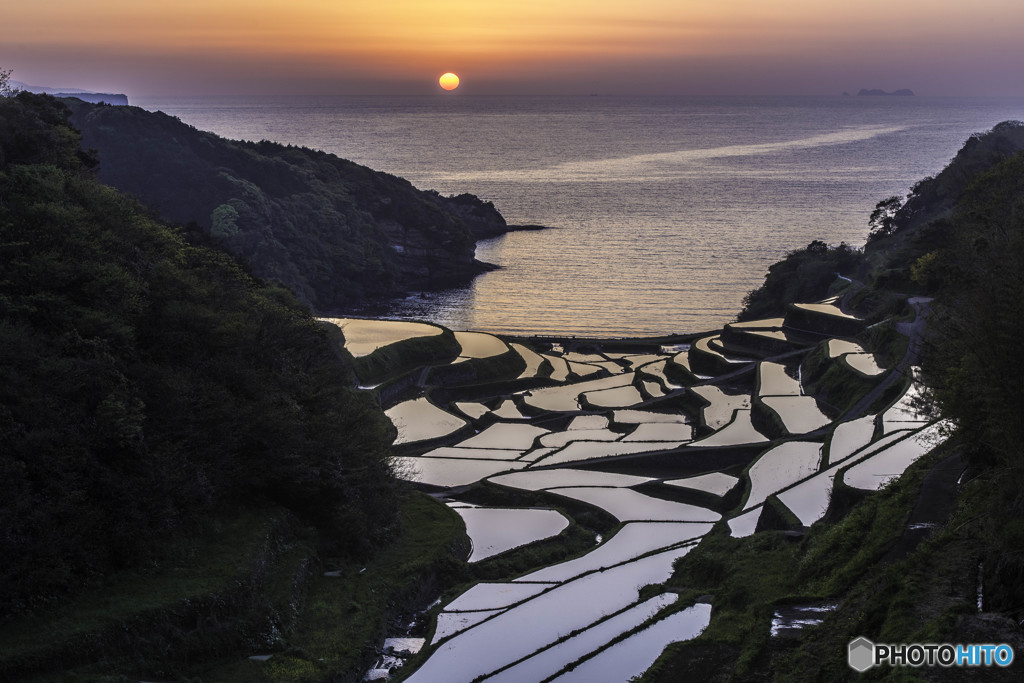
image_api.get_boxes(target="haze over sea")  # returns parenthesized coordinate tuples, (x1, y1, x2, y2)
(137, 95, 1022, 337)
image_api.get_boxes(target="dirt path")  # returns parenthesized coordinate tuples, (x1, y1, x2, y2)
(838, 296, 932, 422)
(883, 451, 965, 563)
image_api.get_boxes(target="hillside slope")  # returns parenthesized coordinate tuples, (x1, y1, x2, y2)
(67, 100, 507, 311)
(0, 92, 400, 623)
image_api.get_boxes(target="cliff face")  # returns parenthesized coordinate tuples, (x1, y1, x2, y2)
(67, 100, 505, 311)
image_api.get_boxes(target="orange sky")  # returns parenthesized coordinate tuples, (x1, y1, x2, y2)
(5, 0, 1024, 96)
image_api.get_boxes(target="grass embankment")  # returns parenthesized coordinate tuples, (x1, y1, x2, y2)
(207, 492, 467, 682)
(0, 492, 467, 682)
(348, 329, 461, 387)
(0, 507, 310, 681)
(639, 440, 986, 681)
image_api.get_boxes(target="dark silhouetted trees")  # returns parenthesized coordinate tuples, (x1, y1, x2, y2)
(0, 93, 399, 621)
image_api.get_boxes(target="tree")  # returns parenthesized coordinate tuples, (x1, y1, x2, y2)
(867, 195, 902, 242)
(0, 68, 18, 97)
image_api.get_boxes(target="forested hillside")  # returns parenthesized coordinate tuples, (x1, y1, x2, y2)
(66, 99, 506, 311)
(0, 92, 399, 621)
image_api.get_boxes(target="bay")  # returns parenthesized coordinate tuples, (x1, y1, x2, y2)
(136, 95, 1024, 336)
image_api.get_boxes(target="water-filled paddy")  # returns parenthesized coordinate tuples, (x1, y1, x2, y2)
(454, 401, 489, 420)
(622, 422, 693, 442)
(745, 441, 823, 510)
(492, 399, 528, 420)
(567, 415, 611, 430)
(517, 523, 710, 583)
(489, 468, 654, 491)
(549, 487, 720, 523)
(583, 384, 645, 408)
(443, 582, 554, 612)
(882, 375, 932, 431)
(690, 385, 751, 430)
(569, 362, 603, 376)
(542, 353, 571, 381)
(536, 440, 686, 467)
(405, 547, 695, 682)
(385, 397, 466, 444)
(792, 302, 859, 320)
(827, 339, 864, 357)
(760, 396, 831, 434)
(510, 342, 546, 378)
(758, 361, 802, 396)
(843, 422, 944, 490)
(729, 317, 786, 329)
(638, 360, 686, 389)
(614, 409, 689, 424)
(453, 330, 508, 361)
(375, 311, 949, 679)
(551, 603, 712, 683)
(321, 317, 443, 357)
(453, 506, 570, 562)
(827, 415, 877, 464)
(485, 594, 680, 683)
(694, 335, 749, 365)
(522, 373, 635, 412)
(420, 446, 523, 461)
(776, 469, 836, 527)
(728, 506, 762, 538)
(395, 456, 525, 488)
(458, 423, 550, 449)
(540, 428, 622, 448)
(431, 610, 502, 643)
(843, 352, 885, 376)
(690, 409, 768, 447)
(665, 472, 739, 496)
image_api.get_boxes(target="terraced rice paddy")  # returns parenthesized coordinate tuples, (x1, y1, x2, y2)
(321, 317, 442, 357)
(793, 302, 859, 319)
(385, 397, 466, 444)
(690, 409, 768, 447)
(690, 385, 751, 430)
(510, 342, 547, 379)
(744, 442, 823, 509)
(760, 396, 832, 434)
(758, 361, 802, 396)
(453, 331, 508, 361)
(451, 506, 569, 562)
(827, 415, 878, 464)
(665, 472, 739, 496)
(843, 422, 945, 490)
(363, 298, 946, 680)
(843, 352, 885, 376)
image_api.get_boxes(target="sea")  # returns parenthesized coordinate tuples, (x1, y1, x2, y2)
(134, 94, 1024, 337)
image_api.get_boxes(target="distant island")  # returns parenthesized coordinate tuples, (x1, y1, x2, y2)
(857, 88, 914, 96)
(10, 79, 128, 105)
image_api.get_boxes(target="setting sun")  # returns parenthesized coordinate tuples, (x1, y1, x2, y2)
(439, 72, 460, 91)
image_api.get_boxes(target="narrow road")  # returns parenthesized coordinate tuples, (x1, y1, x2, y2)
(838, 296, 932, 422)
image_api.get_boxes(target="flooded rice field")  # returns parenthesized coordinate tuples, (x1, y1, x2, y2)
(334, 297, 946, 681)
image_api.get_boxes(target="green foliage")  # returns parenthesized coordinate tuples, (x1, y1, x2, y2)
(916, 151, 1024, 471)
(866, 195, 903, 242)
(64, 99, 495, 311)
(739, 241, 863, 321)
(0, 93, 400, 622)
(0, 507, 311, 680)
(210, 492, 467, 682)
(0, 68, 17, 97)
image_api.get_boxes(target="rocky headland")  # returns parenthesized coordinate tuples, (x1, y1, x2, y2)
(66, 99, 521, 313)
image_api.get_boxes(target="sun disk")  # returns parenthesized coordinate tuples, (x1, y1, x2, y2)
(439, 72, 460, 91)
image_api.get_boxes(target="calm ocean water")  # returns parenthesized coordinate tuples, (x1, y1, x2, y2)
(136, 95, 1023, 337)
